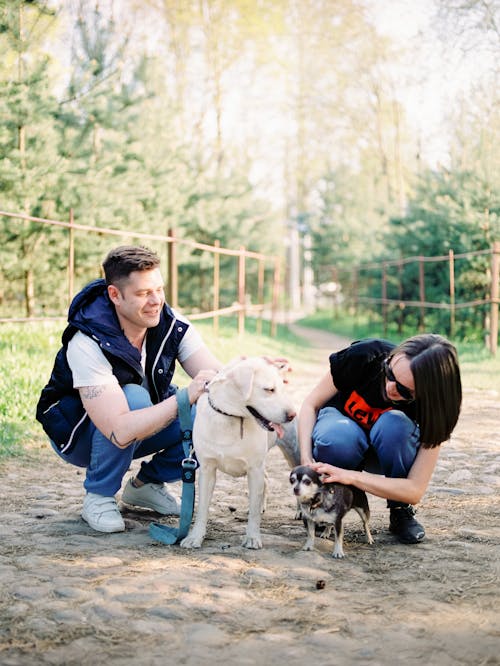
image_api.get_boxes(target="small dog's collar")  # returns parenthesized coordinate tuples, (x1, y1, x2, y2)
(309, 493, 324, 510)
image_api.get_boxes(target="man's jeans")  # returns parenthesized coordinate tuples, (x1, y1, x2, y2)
(312, 407, 420, 507)
(51, 384, 186, 496)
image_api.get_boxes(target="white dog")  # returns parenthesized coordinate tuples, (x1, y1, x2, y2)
(180, 356, 296, 549)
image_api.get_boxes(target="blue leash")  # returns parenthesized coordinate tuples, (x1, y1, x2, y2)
(149, 388, 197, 545)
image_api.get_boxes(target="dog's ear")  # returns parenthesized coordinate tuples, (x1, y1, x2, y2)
(228, 364, 255, 400)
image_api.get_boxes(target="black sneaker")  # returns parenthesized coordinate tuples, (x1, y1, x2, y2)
(389, 505, 425, 544)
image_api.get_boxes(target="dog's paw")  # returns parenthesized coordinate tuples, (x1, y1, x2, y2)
(331, 549, 345, 559)
(242, 535, 262, 549)
(301, 541, 314, 551)
(180, 534, 204, 549)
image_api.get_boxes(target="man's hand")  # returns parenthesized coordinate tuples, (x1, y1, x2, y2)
(187, 369, 219, 404)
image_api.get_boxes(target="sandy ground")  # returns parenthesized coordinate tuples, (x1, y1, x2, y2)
(1, 326, 499, 665)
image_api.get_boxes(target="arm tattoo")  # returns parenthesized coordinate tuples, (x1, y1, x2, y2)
(110, 432, 137, 449)
(81, 385, 106, 400)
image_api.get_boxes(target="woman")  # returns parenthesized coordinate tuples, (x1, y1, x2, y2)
(298, 334, 462, 544)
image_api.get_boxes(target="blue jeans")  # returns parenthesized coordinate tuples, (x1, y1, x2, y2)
(312, 407, 420, 507)
(51, 384, 187, 496)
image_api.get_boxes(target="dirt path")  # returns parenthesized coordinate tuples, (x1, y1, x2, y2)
(1, 327, 499, 665)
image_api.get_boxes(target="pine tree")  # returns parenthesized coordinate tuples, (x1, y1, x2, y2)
(0, 0, 63, 317)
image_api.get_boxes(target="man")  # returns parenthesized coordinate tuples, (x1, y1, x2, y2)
(37, 245, 221, 533)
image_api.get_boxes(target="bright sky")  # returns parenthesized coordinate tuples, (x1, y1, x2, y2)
(376, 0, 450, 164)
(365, 0, 496, 166)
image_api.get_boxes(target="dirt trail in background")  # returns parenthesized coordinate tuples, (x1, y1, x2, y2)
(1, 326, 499, 665)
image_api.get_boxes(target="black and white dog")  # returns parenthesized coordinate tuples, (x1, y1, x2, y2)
(289, 465, 374, 558)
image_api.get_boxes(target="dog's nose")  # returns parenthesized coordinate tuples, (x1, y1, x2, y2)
(286, 410, 296, 422)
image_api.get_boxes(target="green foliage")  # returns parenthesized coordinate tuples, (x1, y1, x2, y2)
(0, 321, 62, 458)
(308, 165, 391, 285)
(336, 166, 499, 342)
(388, 169, 499, 257)
(0, 1, 64, 317)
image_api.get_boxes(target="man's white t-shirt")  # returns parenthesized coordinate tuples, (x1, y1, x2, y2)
(66, 310, 204, 389)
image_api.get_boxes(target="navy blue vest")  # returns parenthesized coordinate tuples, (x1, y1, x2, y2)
(36, 279, 188, 453)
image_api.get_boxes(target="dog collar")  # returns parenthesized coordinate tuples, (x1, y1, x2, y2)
(207, 393, 244, 438)
(309, 493, 323, 510)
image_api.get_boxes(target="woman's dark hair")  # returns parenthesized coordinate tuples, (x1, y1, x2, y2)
(102, 246, 160, 289)
(390, 334, 462, 447)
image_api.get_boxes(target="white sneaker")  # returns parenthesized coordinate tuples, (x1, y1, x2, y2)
(81, 493, 125, 533)
(121, 478, 180, 515)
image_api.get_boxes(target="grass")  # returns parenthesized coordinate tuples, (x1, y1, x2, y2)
(1, 311, 497, 460)
(0, 321, 65, 459)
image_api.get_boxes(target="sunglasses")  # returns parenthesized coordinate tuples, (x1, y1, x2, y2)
(382, 359, 415, 403)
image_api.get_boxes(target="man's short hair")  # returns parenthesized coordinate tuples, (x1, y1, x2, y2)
(102, 246, 161, 287)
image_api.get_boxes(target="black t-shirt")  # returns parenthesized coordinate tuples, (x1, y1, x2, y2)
(324, 338, 417, 431)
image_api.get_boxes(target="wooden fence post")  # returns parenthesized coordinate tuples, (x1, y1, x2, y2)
(167, 228, 178, 309)
(449, 249, 455, 338)
(213, 240, 220, 336)
(270, 256, 281, 337)
(257, 257, 264, 335)
(490, 241, 499, 356)
(382, 262, 387, 336)
(352, 267, 358, 315)
(68, 208, 75, 307)
(238, 246, 246, 337)
(397, 260, 403, 334)
(332, 265, 339, 318)
(419, 257, 425, 332)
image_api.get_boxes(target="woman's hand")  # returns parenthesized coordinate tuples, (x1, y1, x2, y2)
(262, 356, 292, 381)
(311, 446, 441, 504)
(310, 462, 356, 485)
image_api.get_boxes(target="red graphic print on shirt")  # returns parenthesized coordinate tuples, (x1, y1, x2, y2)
(344, 390, 391, 429)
